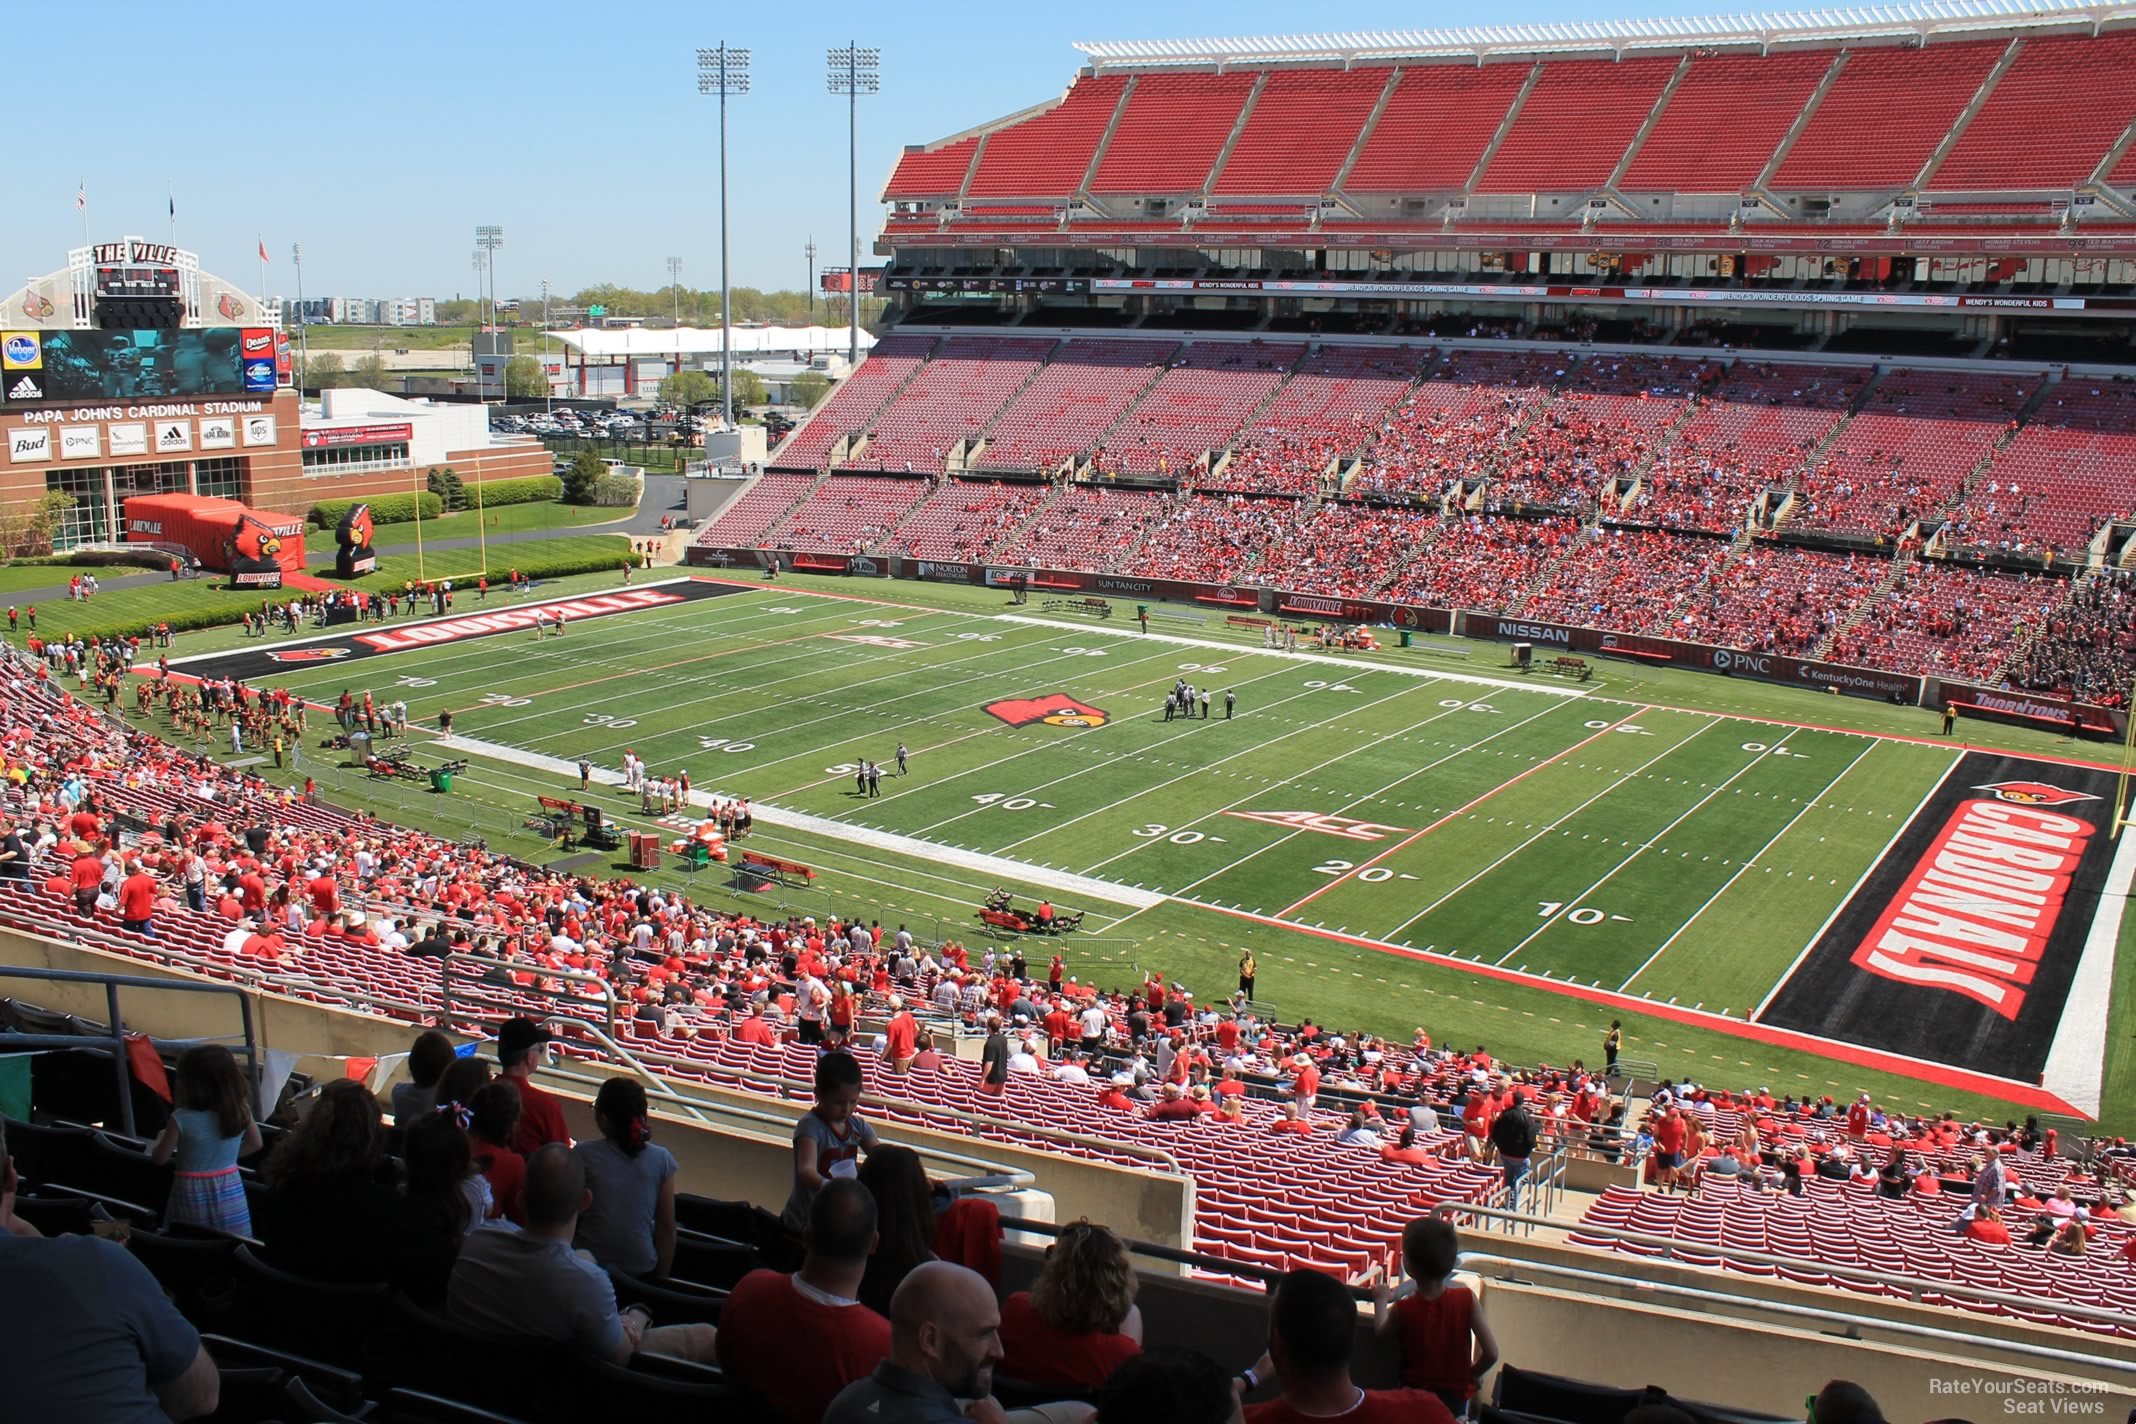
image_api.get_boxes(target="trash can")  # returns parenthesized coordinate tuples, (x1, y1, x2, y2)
(430, 769, 453, 793)
(1398, 628, 1413, 649)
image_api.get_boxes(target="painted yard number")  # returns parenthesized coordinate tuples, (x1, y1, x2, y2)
(584, 712, 637, 730)
(395, 675, 437, 689)
(1054, 647, 1107, 658)
(694, 737, 754, 753)
(1313, 858, 1397, 882)
(480, 692, 532, 708)
(1178, 662, 1227, 674)
(1538, 901, 1632, 926)
(1586, 720, 1653, 735)
(1133, 823, 1222, 845)
(1440, 698, 1497, 712)
(972, 793, 1053, 810)
(1304, 680, 1358, 692)
(1742, 741, 1808, 758)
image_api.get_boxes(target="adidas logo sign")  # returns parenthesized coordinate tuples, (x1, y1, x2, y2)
(6, 376, 40, 400)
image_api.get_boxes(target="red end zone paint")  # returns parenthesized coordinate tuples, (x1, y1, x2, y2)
(1184, 899, 2088, 1116)
(356, 587, 684, 652)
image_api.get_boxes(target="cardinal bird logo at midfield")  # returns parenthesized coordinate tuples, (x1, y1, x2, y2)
(1973, 781, 2099, 807)
(983, 693, 1109, 729)
(266, 648, 350, 664)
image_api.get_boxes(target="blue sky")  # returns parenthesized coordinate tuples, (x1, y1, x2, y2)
(9, 0, 1680, 303)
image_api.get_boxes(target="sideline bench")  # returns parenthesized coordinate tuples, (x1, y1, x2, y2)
(1547, 656, 1593, 682)
(1042, 597, 1112, 619)
(1601, 645, 1671, 663)
(738, 852, 816, 889)
(1225, 614, 1273, 631)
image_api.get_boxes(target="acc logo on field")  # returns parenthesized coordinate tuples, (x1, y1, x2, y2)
(266, 648, 351, 664)
(1, 333, 41, 370)
(1972, 780, 2099, 807)
(984, 693, 1109, 729)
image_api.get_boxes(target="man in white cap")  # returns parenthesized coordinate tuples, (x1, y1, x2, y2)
(880, 996, 918, 1073)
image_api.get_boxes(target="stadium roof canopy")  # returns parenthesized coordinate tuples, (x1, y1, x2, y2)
(542, 325, 876, 360)
(1073, 0, 2135, 66)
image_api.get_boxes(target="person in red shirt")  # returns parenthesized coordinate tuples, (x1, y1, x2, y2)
(1372, 1217, 1498, 1416)
(1964, 1208, 2013, 1245)
(733, 1004, 779, 1046)
(998, 1220, 1143, 1390)
(1215, 1015, 1241, 1056)
(1289, 1056, 1320, 1114)
(68, 845, 106, 916)
(1845, 1094, 1871, 1139)
(1651, 1107, 1689, 1191)
(880, 999, 918, 1072)
(1145, 1084, 1202, 1122)
(1379, 1127, 1433, 1167)
(1096, 1078, 1136, 1112)
(1214, 1066, 1247, 1101)
(718, 1179, 891, 1424)
(1270, 1104, 1316, 1136)
(498, 1017, 570, 1155)
(117, 860, 160, 936)
(910, 1030, 944, 1072)
(1243, 1269, 1456, 1424)
(1042, 1002, 1074, 1051)
(306, 869, 339, 920)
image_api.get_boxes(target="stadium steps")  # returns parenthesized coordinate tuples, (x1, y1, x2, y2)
(956, 133, 990, 203)
(1813, 544, 1912, 661)
(1603, 53, 1694, 193)
(940, 339, 1068, 474)
(1205, 346, 1317, 483)
(977, 480, 1070, 561)
(2084, 111, 2136, 193)
(826, 338, 943, 469)
(1075, 348, 1185, 474)
(1074, 75, 1138, 200)
(1477, 354, 1591, 485)
(743, 471, 836, 547)
(1503, 517, 1596, 616)
(1764, 364, 1896, 530)
(1367, 514, 1453, 594)
(1198, 72, 1271, 199)
(1324, 68, 1405, 207)
(1751, 50, 1850, 196)
(1463, 62, 1545, 194)
(1097, 489, 1175, 572)
(1910, 37, 2024, 193)
(1988, 577, 2080, 680)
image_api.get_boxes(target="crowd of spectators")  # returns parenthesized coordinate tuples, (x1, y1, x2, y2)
(2003, 570, 2136, 706)
(1827, 559, 2065, 680)
(1664, 544, 1892, 658)
(1522, 528, 1725, 632)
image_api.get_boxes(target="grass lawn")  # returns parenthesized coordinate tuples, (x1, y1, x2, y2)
(162, 571, 2135, 1133)
(299, 325, 478, 352)
(361, 501, 623, 549)
(0, 564, 161, 597)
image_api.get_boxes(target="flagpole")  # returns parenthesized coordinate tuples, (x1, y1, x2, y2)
(168, 183, 176, 247)
(258, 236, 267, 307)
(78, 179, 88, 251)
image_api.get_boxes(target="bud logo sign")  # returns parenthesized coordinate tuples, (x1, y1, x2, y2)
(1760, 754, 2119, 1081)
(984, 694, 1109, 729)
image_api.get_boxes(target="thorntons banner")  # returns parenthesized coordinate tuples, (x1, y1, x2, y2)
(1759, 753, 2120, 1082)
(1922, 676, 2126, 739)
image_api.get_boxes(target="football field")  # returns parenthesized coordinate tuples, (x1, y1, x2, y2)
(185, 576, 2130, 1121)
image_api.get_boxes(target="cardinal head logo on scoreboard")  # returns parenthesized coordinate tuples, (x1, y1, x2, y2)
(983, 693, 1109, 730)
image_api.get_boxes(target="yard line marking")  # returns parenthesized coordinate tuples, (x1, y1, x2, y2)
(1488, 726, 1801, 968)
(1278, 704, 1656, 919)
(1170, 691, 1589, 896)
(990, 613, 1584, 698)
(436, 731, 1164, 909)
(877, 662, 1318, 832)
(2040, 812, 2135, 1119)
(998, 677, 1439, 856)
(1378, 713, 1718, 942)
(1749, 747, 1964, 1020)
(1618, 738, 1879, 994)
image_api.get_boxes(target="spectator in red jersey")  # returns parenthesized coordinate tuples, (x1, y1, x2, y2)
(1146, 1083, 1202, 1123)
(733, 1002, 779, 1046)
(498, 1017, 570, 1157)
(467, 1079, 526, 1226)
(880, 997, 918, 1072)
(1097, 1077, 1137, 1113)
(1650, 1106, 1688, 1192)
(719, 1178, 891, 1424)
(1372, 1217, 1499, 1419)
(1270, 1104, 1315, 1137)
(1380, 1126, 1433, 1168)
(117, 859, 159, 937)
(1286, 1055, 1320, 1114)
(1241, 1269, 1455, 1424)
(1962, 1207, 2013, 1245)
(910, 1030, 945, 1072)
(69, 841, 105, 916)
(998, 1219, 1143, 1391)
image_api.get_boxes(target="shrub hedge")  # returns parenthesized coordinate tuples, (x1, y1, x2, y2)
(307, 492, 443, 530)
(467, 474, 562, 508)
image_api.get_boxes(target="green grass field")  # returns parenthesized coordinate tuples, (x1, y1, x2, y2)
(159, 572, 2136, 1131)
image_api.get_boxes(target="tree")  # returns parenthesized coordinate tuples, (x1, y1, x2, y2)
(727, 368, 767, 408)
(0, 491, 76, 562)
(562, 449, 606, 505)
(503, 355, 546, 399)
(789, 371, 831, 409)
(304, 352, 347, 389)
(659, 370, 719, 409)
(350, 354, 390, 391)
(434, 298, 480, 325)
(427, 466, 468, 512)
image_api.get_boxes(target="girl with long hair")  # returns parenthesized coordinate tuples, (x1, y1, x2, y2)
(856, 1144, 937, 1315)
(150, 1044, 262, 1236)
(572, 1077, 680, 1279)
(997, 1219, 1143, 1389)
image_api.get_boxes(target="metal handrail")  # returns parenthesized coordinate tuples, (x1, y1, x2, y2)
(1459, 1251, 2133, 1381)
(440, 951, 618, 1045)
(1436, 1200, 2136, 1333)
(0, 962, 260, 1137)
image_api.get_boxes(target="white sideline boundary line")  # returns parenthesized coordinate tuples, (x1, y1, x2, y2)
(435, 732, 1165, 912)
(2040, 820, 2133, 1119)
(989, 614, 1585, 698)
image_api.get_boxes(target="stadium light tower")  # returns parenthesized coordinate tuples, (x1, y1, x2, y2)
(667, 255, 683, 388)
(476, 224, 503, 400)
(539, 278, 554, 418)
(827, 43, 878, 367)
(698, 44, 749, 428)
(291, 242, 308, 403)
(805, 237, 818, 315)
(471, 249, 487, 336)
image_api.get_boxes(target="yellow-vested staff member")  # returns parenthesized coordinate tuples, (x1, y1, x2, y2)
(1239, 952, 1258, 1001)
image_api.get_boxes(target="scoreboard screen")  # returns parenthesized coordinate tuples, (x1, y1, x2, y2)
(0, 327, 274, 405)
(96, 266, 183, 297)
